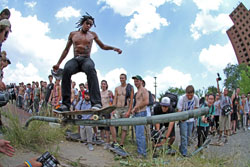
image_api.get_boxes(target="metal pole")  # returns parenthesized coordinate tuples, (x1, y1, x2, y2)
(154, 76, 157, 100)
(25, 107, 209, 127)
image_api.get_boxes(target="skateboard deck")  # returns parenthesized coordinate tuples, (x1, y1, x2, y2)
(189, 138, 211, 157)
(109, 146, 129, 157)
(65, 132, 104, 145)
(209, 141, 224, 146)
(53, 106, 116, 120)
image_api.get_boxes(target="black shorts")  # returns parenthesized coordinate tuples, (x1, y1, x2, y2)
(231, 112, 238, 121)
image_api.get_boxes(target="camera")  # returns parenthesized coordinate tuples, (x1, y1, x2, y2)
(37, 151, 60, 167)
(206, 116, 213, 123)
(0, 84, 16, 107)
(217, 73, 221, 81)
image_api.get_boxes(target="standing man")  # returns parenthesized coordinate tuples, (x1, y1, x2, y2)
(216, 78, 232, 143)
(45, 75, 54, 106)
(177, 85, 199, 157)
(110, 73, 134, 149)
(132, 75, 149, 158)
(53, 14, 122, 111)
(70, 81, 78, 110)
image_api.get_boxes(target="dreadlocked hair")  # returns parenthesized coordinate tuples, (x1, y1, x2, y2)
(76, 12, 96, 30)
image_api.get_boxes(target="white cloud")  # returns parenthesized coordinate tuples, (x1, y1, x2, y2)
(98, 0, 182, 40)
(193, 0, 223, 12)
(190, 12, 233, 40)
(55, 6, 81, 21)
(199, 42, 237, 71)
(24, 1, 37, 9)
(190, 0, 233, 40)
(71, 68, 127, 92)
(129, 66, 192, 96)
(4, 62, 44, 84)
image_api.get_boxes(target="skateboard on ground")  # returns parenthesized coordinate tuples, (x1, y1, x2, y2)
(109, 146, 130, 157)
(188, 138, 211, 157)
(53, 106, 116, 120)
(65, 131, 104, 145)
(209, 140, 224, 146)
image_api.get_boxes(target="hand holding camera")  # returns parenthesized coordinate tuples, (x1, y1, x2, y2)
(217, 73, 221, 81)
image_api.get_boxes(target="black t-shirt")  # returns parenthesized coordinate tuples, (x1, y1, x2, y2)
(154, 104, 175, 129)
(45, 83, 54, 102)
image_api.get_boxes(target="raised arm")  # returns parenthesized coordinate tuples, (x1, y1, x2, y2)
(93, 32, 122, 54)
(53, 33, 73, 70)
(216, 78, 221, 97)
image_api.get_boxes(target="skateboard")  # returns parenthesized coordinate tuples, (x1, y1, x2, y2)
(209, 141, 224, 146)
(109, 146, 129, 157)
(53, 106, 116, 120)
(188, 138, 211, 157)
(65, 131, 104, 145)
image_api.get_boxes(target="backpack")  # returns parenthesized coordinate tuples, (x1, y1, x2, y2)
(164, 92, 178, 108)
(124, 83, 133, 106)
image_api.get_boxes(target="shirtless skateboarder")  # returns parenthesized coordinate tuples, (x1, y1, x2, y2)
(53, 14, 122, 111)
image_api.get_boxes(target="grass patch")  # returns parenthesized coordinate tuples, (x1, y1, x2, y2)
(1, 106, 65, 153)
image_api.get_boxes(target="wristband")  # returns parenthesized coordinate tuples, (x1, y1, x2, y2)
(25, 160, 32, 167)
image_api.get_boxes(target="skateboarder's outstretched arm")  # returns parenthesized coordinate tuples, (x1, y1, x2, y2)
(93, 32, 122, 54)
(53, 33, 73, 70)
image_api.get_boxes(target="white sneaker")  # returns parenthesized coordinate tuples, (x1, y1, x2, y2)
(88, 143, 94, 151)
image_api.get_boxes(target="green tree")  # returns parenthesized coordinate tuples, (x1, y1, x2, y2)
(239, 65, 250, 94)
(195, 89, 203, 98)
(207, 86, 217, 95)
(223, 63, 247, 91)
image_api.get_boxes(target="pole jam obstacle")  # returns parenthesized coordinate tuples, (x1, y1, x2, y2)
(25, 107, 209, 128)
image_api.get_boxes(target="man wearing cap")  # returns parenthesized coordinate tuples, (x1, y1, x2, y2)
(153, 97, 175, 150)
(132, 75, 149, 158)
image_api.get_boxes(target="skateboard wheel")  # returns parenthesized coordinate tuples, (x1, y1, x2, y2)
(93, 115, 99, 120)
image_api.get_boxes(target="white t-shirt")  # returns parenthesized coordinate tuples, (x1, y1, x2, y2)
(177, 94, 199, 122)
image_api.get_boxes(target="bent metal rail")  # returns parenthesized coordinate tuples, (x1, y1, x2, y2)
(25, 107, 209, 128)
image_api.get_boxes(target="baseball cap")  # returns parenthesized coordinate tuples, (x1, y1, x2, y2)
(132, 75, 143, 80)
(0, 19, 11, 27)
(160, 97, 170, 107)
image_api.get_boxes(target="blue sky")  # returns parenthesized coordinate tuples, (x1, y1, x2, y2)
(1, 0, 250, 98)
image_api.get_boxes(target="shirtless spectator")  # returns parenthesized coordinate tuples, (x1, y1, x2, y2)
(18, 82, 25, 109)
(110, 74, 134, 149)
(70, 81, 78, 110)
(132, 75, 149, 158)
(100, 80, 113, 149)
(24, 83, 32, 112)
(33, 82, 40, 113)
(49, 79, 62, 109)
